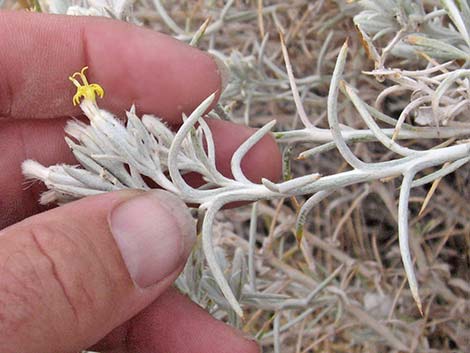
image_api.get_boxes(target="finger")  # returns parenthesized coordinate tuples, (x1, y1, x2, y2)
(0, 190, 196, 353)
(0, 11, 227, 121)
(0, 118, 75, 229)
(0, 118, 281, 228)
(92, 287, 260, 353)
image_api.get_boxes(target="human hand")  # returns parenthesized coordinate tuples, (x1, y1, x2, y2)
(0, 11, 281, 353)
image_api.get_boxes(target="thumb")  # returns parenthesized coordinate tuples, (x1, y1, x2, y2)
(0, 190, 195, 353)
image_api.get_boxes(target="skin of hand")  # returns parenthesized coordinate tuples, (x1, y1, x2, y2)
(0, 11, 282, 353)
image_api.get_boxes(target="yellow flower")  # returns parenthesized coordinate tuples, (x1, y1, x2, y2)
(69, 66, 104, 106)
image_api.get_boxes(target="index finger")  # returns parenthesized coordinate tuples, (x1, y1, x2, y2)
(0, 11, 226, 121)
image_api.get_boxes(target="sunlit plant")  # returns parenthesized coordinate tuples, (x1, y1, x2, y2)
(11, 0, 470, 351)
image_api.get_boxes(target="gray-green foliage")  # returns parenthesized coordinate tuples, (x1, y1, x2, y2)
(355, 0, 470, 64)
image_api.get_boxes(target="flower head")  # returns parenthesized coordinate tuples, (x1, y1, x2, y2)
(69, 66, 104, 106)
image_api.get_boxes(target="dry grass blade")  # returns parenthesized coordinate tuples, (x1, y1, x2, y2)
(418, 162, 449, 217)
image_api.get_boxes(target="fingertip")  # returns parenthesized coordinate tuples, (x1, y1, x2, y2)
(109, 190, 195, 288)
(93, 288, 261, 353)
(208, 53, 231, 94)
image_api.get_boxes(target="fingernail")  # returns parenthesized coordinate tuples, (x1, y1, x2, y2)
(110, 190, 196, 288)
(210, 53, 230, 93)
